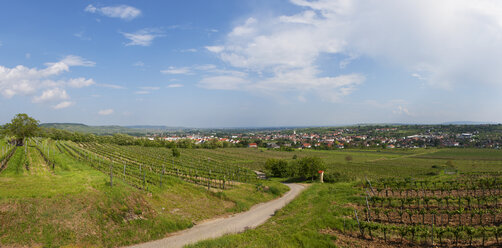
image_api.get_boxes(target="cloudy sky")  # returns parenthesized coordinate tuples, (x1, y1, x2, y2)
(1, 0, 501, 127)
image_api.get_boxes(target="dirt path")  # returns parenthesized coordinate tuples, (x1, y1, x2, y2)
(127, 183, 306, 248)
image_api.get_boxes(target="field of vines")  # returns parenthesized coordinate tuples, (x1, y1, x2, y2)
(340, 173, 502, 247)
(58, 141, 257, 191)
(0, 139, 16, 173)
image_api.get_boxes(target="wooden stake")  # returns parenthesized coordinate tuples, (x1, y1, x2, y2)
(354, 209, 362, 237)
(110, 163, 113, 187)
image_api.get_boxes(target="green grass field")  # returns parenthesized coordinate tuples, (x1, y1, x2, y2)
(189, 147, 502, 180)
(187, 147, 502, 248)
(1, 142, 501, 247)
(0, 142, 287, 247)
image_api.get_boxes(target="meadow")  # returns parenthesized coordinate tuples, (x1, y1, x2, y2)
(0, 139, 287, 247)
(187, 147, 502, 248)
(1, 138, 501, 247)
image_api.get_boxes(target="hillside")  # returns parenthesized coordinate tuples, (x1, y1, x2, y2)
(40, 123, 148, 135)
(0, 139, 286, 247)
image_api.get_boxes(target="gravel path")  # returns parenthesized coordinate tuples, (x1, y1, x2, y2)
(127, 183, 305, 248)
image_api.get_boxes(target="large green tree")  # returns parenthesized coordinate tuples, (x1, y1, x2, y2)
(4, 113, 40, 145)
(296, 156, 326, 181)
(264, 158, 290, 177)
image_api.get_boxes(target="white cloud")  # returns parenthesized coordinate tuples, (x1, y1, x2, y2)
(67, 77, 95, 88)
(98, 109, 114, 115)
(135, 86, 161, 95)
(133, 61, 145, 67)
(180, 48, 197, 53)
(229, 18, 257, 37)
(85, 4, 141, 20)
(53, 101, 74, 109)
(32, 88, 69, 103)
(121, 28, 163, 46)
(393, 106, 412, 116)
(205, 46, 224, 53)
(139, 86, 160, 90)
(98, 83, 125, 89)
(289, 0, 502, 89)
(49, 55, 96, 67)
(194, 64, 217, 71)
(74, 31, 91, 41)
(198, 76, 250, 90)
(84, 4, 97, 13)
(161, 66, 191, 75)
(134, 90, 150, 95)
(0, 55, 95, 102)
(202, 0, 502, 101)
(167, 84, 183, 88)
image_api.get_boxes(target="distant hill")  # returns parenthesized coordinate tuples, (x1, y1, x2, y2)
(441, 121, 499, 125)
(40, 123, 148, 135)
(125, 125, 186, 131)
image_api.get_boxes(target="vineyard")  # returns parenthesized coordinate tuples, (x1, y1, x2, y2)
(56, 141, 257, 191)
(340, 174, 502, 247)
(0, 143, 16, 173)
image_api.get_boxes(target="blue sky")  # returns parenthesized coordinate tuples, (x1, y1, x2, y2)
(1, 0, 501, 127)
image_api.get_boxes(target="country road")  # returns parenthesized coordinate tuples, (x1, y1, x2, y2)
(127, 183, 306, 248)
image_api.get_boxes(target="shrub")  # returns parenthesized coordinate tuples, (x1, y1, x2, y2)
(296, 156, 326, 181)
(268, 186, 281, 196)
(323, 172, 350, 183)
(264, 159, 290, 177)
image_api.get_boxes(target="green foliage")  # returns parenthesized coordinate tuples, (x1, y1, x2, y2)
(322, 171, 350, 183)
(4, 114, 39, 145)
(172, 147, 181, 158)
(295, 156, 326, 180)
(264, 158, 289, 177)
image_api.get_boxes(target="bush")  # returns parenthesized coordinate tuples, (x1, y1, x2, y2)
(172, 148, 181, 157)
(264, 159, 290, 177)
(268, 186, 281, 196)
(322, 172, 350, 183)
(296, 156, 326, 181)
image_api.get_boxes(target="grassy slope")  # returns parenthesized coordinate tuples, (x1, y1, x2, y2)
(188, 183, 353, 248)
(0, 142, 288, 248)
(40, 123, 146, 135)
(188, 148, 502, 248)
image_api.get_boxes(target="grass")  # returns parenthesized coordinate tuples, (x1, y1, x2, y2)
(188, 148, 502, 248)
(1, 147, 26, 176)
(0, 142, 289, 247)
(2, 143, 502, 247)
(182, 147, 502, 180)
(187, 183, 356, 248)
(415, 148, 502, 160)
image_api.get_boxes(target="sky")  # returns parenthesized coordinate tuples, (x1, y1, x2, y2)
(1, 0, 502, 127)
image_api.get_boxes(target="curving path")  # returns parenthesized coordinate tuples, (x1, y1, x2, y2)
(127, 183, 306, 248)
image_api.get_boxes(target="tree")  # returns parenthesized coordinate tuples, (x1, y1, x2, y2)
(4, 113, 39, 146)
(172, 147, 181, 158)
(264, 159, 289, 177)
(296, 156, 326, 181)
